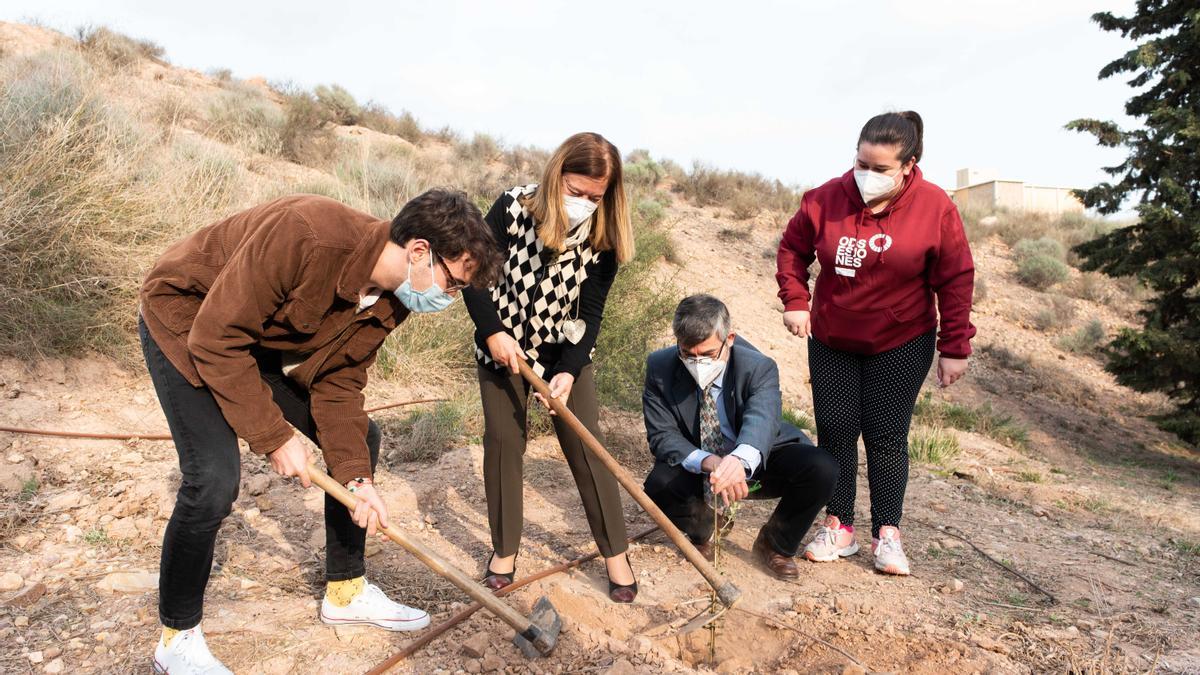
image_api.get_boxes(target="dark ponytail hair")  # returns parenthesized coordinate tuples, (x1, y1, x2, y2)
(858, 111, 923, 164)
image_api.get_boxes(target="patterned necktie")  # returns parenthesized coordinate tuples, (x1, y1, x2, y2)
(699, 384, 726, 456)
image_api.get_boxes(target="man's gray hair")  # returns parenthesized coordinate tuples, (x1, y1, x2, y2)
(672, 294, 732, 347)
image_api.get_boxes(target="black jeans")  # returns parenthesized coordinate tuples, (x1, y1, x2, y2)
(643, 441, 838, 556)
(139, 317, 379, 629)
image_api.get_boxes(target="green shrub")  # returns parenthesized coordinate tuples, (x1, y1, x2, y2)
(379, 400, 471, 465)
(456, 132, 501, 162)
(75, 25, 166, 68)
(594, 223, 678, 410)
(206, 86, 283, 155)
(1016, 254, 1070, 289)
(908, 427, 961, 465)
(624, 151, 666, 189)
(635, 198, 666, 228)
(973, 277, 988, 303)
(279, 89, 338, 165)
(1057, 319, 1105, 354)
(0, 51, 150, 356)
(782, 408, 815, 432)
(913, 392, 1029, 450)
(674, 161, 801, 214)
(1033, 294, 1076, 331)
(358, 102, 422, 142)
(1012, 236, 1065, 261)
(978, 344, 1032, 372)
(314, 83, 361, 125)
(728, 190, 759, 220)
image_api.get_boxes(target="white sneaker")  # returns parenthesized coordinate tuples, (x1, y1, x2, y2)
(872, 526, 911, 576)
(152, 625, 232, 675)
(319, 580, 431, 631)
(804, 515, 860, 562)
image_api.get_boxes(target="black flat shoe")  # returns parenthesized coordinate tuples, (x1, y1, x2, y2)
(483, 552, 515, 590)
(607, 554, 638, 603)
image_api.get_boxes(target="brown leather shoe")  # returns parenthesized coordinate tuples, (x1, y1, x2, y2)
(753, 529, 799, 579)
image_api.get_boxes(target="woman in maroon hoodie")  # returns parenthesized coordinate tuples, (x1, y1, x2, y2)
(775, 111, 975, 575)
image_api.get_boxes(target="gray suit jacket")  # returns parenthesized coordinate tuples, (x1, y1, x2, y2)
(642, 336, 809, 469)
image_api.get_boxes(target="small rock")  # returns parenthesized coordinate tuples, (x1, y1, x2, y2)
(245, 474, 271, 496)
(461, 632, 489, 658)
(0, 572, 24, 591)
(930, 502, 949, 513)
(941, 579, 965, 594)
(44, 658, 65, 673)
(940, 538, 965, 550)
(28, 650, 44, 664)
(44, 647, 61, 659)
(1031, 505, 1048, 517)
(972, 635, 1010, 655)
(15, 616, 29, 627)
(96, 571, 158, 594)
(1187, 597, 1200, 608)
(631, 635, 652, 655)
(603, 658, 638, 675)
(254, 496, 273, 511)
(257, 655, 294, 675)
(834, 596, 853, 613)
(7, 452, 25, 464)
(979, 215, 999, 227)
(364, 539, 383, 558)
(47, 490, 84, 511)
(106, 517, 138, 540)
(4, 582, 45, 608)
(464, 658, 482, 674)
(481, 654, 505, 672)
(841, 665, 866, 675)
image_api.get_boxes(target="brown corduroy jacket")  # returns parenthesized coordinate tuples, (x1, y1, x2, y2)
(139, 195, 408, 483)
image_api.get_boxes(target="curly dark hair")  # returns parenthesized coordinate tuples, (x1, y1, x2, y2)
(389, 189, 502, 288)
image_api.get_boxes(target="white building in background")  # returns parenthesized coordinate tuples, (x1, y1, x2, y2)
(949, 168, 1085, 215)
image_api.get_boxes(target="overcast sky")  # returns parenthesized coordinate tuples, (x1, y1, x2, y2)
(5, 1, 1140, 194)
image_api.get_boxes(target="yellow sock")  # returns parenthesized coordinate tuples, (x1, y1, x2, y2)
(161, 626, 180, 647)
(325, 576, 365, 608)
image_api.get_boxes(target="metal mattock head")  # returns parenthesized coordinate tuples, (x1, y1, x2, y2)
(512, 596, 562, 658)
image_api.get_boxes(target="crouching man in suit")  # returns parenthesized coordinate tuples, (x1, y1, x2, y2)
(642, 294, 838, 578)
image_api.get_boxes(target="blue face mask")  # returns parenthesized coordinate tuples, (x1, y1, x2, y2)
(394, 251, 456, 313)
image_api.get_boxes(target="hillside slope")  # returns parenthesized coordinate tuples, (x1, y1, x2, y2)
(1, 20, 1198, 675)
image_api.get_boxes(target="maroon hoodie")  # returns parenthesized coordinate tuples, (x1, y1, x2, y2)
(775, 165, 976, 358)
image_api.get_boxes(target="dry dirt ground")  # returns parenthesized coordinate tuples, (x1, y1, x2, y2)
(3, 201, 1200, 675)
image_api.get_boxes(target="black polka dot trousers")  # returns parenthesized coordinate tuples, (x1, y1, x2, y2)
(808, 330, 936, 537)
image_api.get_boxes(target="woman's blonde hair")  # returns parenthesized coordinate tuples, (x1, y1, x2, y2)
(520, 132, 634, 263)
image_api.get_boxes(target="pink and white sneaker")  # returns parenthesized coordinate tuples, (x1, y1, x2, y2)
(872, 526, 910, 575)
(803, 515, 859, 562)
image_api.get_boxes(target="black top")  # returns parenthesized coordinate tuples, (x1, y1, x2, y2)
(463, 187, 618, 379)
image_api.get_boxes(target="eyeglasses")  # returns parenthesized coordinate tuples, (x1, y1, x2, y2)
(678, 339, 728, 364)
(434, 254, 469, 293)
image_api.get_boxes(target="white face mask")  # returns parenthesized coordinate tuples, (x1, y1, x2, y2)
(563, 195, 598, 228)
(679, 339, 730, 389)
(853, 168, 901, 204)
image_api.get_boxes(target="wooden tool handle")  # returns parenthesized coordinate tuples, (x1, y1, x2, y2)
(307, 466, 553, 649)
(517, 361, 740, 607)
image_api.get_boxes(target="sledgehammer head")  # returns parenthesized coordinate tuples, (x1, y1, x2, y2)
(512, 596, 561, 658)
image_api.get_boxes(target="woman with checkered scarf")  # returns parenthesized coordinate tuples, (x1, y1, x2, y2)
(462, 132, 639, 603)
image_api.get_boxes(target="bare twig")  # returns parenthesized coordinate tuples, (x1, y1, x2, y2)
(910, 517, 1058, 604)
(1089, 550, 1136, 567)
(980, 600, 1048, 612)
